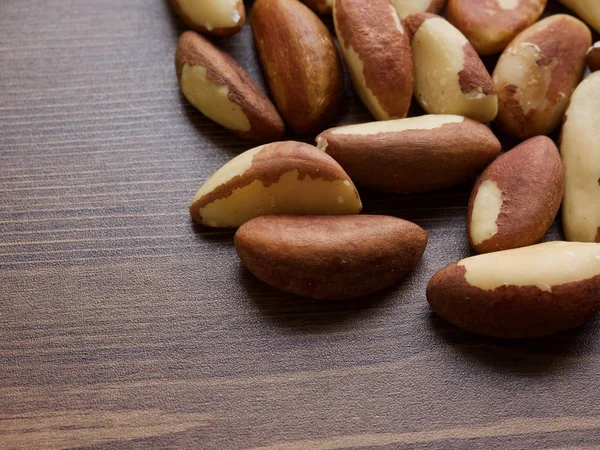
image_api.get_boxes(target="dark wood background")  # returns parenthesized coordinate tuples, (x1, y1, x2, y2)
(2, 1, 600, 448)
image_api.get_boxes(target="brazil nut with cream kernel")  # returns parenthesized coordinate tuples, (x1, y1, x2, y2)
(447, 0, 547, 56)
(467, 136, 564, 254)
(561, 72, 600, 243)
(405, 13, 498, 123)
(391, 0, 446, 19)
(558, 0, 600, 34)
(171, 0, 245, 37)
(588, 43, 600, 72)
(189, 141, 362, 228)
(333, 0, 413, 121)
(235, 215, 428, 300)
(427, 242, 600, 338)
(251, 0, 343, 135)
(316, 115, 501, 193)
(492, 15, 591, 140)
(175, 31, 284, 142)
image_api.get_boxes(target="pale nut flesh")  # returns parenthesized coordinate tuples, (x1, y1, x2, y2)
(561, 72, 600, 243)
(171, 0, 245, 37)
(189, 141, 362, 228)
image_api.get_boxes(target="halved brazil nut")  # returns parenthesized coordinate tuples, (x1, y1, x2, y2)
(333, 0, 413, 120)
(467, 136, 564, 253)
(190, 141, 362, 228)
(427, 242, 600, 338)
(405, 13, 498, 123)
(391, 0, 446, 19)
(171, 0, 245, 37)
(492, 14, 591, 139)
(175, 31, 284, 142)
(561, 72, 600, 243)
(316, 115, 501, 193)
(252, 0, 343, 135)
(235, 215, 428, 300)
(447, 0, 547, 55)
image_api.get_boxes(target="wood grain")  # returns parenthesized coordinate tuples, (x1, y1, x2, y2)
(1, 1, 600, 449)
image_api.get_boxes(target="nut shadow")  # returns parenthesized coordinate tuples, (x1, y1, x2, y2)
(239, 260, 426, 332)
(427, 312, 598, 376)
(189, 220, 235, 244)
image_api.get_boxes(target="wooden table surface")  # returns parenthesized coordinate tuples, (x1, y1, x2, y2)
(2, 1, 600, 449)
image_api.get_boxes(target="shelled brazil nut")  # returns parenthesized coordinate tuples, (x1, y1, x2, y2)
(171, 0, 245, 37)
(235, 215, 428, 300)
(492, 14, 591, 140)
(561, 72, 600, 243)
(405, 13, 498, 123)
(252, 0, 343, 135)
(467, 136, 564, 254)
(447, 0, 547, 55)
(175, 31, 284, 141)
(190, 141, 362, 228)
(333, 0, 413, 120)
(316, 115, 501, 193)
(427, 242, 600, 338)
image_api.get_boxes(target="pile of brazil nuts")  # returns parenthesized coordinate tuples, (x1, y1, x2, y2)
(171, 0, 600, 339)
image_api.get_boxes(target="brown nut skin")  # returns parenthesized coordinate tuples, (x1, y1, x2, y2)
(300, 0, 332, 14)
(171, 0, 245, 37)
(251, 0, 343, 135)
(316, 115, 501, 193)
(235, 215, 428, 300)
(333, 0, 413, 121)
(492, 15, 592, 140)
(447, 0, 547, 56)
(467, 136, 564, 254)
(426, 242, 600, 338)
(588, 43, 600, 72)
(175, 31, 284, 142)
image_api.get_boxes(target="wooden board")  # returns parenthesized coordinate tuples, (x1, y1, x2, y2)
(2, 1, 600, 448)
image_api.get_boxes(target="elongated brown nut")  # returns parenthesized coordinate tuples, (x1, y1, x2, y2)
(235, 215, 427, 300)
(251, 0, 343, 135)
(300, 0, 333, 14)
(427, 242, 600, 338)
(447, 0, 547, 55)
(405, 13, 498, 123)
(316, 115, 500, 193)
(561, 72, 600, 243)
(333, 0, 413, 121)
(558, 0, 600, 34)
(391, 0, 446, 18)
(588, 42, 600, 72)
(171, 0, 245, 37)
(190, 141, 362, 228)
(492, 15, 591, 140)
(467, 136, 563, 254)
(175, 31, 284, 142)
